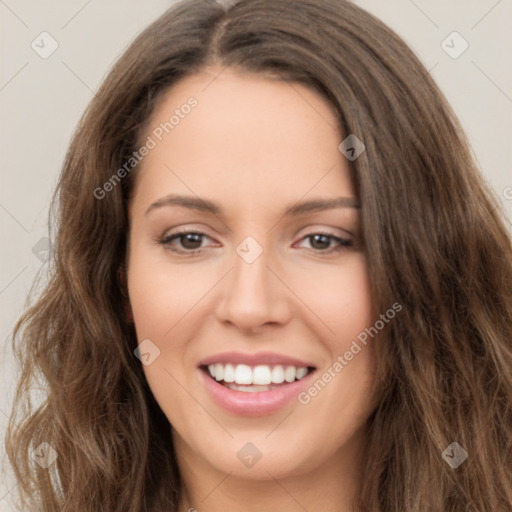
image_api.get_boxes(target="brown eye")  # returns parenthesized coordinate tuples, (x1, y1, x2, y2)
(179, 233, 203, 250)
(308, 234, 331, 250)
(159, 231, 213, 253)
(295, 233, 353, 253)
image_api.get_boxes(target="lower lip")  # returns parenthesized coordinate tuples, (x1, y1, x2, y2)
(198, 368, 316, 416)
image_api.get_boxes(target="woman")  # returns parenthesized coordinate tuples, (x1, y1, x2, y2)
(6, 0, 512, 510)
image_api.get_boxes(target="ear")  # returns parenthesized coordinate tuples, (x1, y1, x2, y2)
(118, 266, 134, 323)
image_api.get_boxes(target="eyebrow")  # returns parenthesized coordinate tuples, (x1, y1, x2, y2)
(144, 194, 360, 217)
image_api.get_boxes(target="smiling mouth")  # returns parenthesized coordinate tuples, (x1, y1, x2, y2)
(200, 363, 316, 393)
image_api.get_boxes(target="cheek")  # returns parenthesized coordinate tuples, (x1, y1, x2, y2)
(127, 246, 215, 340)
(126, 257, 200, 421)
(126, 243, 219, 400)
(286, 255, 378, 422)
(286, 253, 375, 340)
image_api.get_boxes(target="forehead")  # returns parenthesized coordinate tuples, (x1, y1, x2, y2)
(130, 67, 354, 214)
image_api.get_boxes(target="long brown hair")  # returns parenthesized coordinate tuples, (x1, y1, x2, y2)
(6, 0, 512, 510)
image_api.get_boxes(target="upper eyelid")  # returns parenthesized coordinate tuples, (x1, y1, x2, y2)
(160, 225, 214, 240)
(161, 228, 351, 241)
(294, 225, 354, 239)
(161, 222, 354, 238)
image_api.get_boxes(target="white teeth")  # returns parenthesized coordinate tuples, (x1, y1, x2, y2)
(271, 365, 285, 383)
(234, 364, 253, 384)
(253, 365, 272, 385)
(214, 363, 224, 382)
(223, 363, 235, 383)
(284, 366, 296, 383)
(225, 383, 275, 392)
(206, 363, 310, 385)
(296, 367, 308, 380)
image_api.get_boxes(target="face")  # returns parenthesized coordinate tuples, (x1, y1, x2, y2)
(126, 67, 379, 482)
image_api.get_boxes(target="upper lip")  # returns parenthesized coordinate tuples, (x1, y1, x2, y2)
(198, 351, 316, 368)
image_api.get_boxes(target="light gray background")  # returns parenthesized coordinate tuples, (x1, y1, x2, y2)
(1, 0, 511, 508)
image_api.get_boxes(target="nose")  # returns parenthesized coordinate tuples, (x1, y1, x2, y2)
(215, 244, 292, 332)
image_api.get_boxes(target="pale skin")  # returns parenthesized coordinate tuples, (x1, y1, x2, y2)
(126, 66, 380, 512)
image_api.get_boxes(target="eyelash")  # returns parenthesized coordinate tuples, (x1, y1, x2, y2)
(157, 229, 353, 255)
